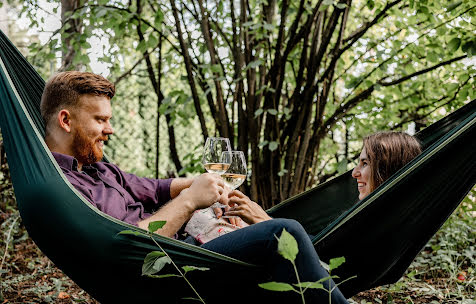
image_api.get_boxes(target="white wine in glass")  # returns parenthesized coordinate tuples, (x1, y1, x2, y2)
(221, 151, 247, 219)
(202, 137, 232, 175)
(203, 163, 230, 175)
(222, 173, 246, 190)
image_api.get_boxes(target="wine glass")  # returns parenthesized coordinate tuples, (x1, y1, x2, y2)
(221, 151, 247, 218)
(202, 137, 232, 175)
(202, 137, 232, 210)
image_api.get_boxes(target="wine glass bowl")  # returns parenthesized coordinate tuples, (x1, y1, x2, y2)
(202, 137, 232, 174)
(221, 151, 247, 190)
(221, 151, 247, 219)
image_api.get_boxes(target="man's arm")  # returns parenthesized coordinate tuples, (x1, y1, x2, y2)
(137, 173, 225, 237)
(169, 177, 194, 198)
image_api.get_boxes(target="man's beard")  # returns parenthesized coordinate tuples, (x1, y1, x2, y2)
(72, 127, 107, 165)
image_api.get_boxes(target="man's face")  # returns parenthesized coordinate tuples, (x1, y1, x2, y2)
(71, 94, 113, 166)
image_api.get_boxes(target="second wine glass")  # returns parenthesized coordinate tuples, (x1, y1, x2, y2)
(221, 151, 247, 219)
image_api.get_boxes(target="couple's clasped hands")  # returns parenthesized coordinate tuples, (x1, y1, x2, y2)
(182, 173, 272, 226)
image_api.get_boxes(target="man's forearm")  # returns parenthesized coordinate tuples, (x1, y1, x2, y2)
(169, 177, 195, 198)
(137, 190, 195, 237)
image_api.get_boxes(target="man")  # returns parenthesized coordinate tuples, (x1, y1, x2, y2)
(41, 71, 246, 237)
(42, 71, 348, 303)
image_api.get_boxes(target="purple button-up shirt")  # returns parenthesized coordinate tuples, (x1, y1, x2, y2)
(53, 152, 173, 226)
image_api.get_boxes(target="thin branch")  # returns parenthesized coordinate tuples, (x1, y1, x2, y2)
(342, 0, 402, 44)
(113, 44, 161, 85)
(320, 0, 402, 82)
(379, 55, 467, 86)
(170, 0, 209, 140)
(322, 85, 375, 133)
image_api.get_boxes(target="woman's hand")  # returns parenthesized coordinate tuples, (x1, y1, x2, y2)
(213, 203, 244, 227)
(224, 190, 272, 225)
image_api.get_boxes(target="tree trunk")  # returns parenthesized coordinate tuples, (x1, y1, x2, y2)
(60, 0, 83, 71)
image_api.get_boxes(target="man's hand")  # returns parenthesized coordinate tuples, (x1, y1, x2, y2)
(180, 173, 225, 210)
(138, 173, 225, 237)
(224, 190, 272, 225)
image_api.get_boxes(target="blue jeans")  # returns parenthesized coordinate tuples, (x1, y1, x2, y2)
(202, 218, 348, 303)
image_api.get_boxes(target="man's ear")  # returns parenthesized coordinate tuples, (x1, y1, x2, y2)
(58, 109, 72, 133)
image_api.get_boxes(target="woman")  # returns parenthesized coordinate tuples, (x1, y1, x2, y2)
(224, 131, 422, 222)
(200, 131, 422, 303)
(352, 131, 422, 200)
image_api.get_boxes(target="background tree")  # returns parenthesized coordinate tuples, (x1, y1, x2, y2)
(11, 0, 476, 207)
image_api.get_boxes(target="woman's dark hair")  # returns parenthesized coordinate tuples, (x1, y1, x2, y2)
(363, 131, 422, 192)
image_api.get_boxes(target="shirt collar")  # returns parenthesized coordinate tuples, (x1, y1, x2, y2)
(52, 152, 80, 172)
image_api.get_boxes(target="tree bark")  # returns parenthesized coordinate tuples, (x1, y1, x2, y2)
(60, 0, 83, 71)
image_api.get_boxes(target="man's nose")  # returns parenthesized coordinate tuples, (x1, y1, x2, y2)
(104, 122, 114, 134)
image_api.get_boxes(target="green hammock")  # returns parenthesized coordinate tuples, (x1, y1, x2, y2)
(1, 29, 475, 303)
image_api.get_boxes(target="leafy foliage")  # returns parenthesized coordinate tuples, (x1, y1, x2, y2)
(260, 228, 350, 303)
(10, 0, 475, 207)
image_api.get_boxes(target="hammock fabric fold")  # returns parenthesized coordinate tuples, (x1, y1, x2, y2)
(1, 29, 475, 302)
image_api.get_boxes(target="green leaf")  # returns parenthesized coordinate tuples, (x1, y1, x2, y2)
(277, 228, 298, 262)
(182, 266, 210, 274)
(277, 169, 288, 177)
(258, 141, 269, 148)
(268, 141, 279, 152)
(329, 257, 346, 271)
(447, 38, 461, 53)
(142, 251, 167, 275)
(254, 108, 264, 117)
(210, 64, 221, 74)
(148, 220, 166, 233)
(267, 109, 278, 115)
(147, 273, 181, 279)
(337, 159, 348, 174)
(96, 7, 108, 18)
(294, 282, 324, 289)
(182, 297, 203, 302)
(335, 3, 347, 9)
(137, 40, 147, 53)
(148, 34, 159, 49)
(345, 76, 361, 89)
(446, 82, 459, 90)
(427, 52, 438, 63)
(153, 256, 172, 273)
(117, 229, 146, 237)
(258, 282, 296, 292)
(246, 60, 263, 70)
(446, 1, 462, 12)
(82, 41, 92, 49)
(263, 23, 275, 31)
(462, 41, 476, 56)
(367, 0, 375, 10)
(154, 10, 164, 27)
(217, 1, 224, 13)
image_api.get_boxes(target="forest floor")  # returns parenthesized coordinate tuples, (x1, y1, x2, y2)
(1, 186, 475, 303)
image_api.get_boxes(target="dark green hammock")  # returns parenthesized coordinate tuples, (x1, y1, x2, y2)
(1, 29, 475, 303)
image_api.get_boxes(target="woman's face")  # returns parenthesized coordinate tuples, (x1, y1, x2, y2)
(352, 148, 372, 200)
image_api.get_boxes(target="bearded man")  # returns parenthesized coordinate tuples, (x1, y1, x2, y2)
(41, 71, 234, 237)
